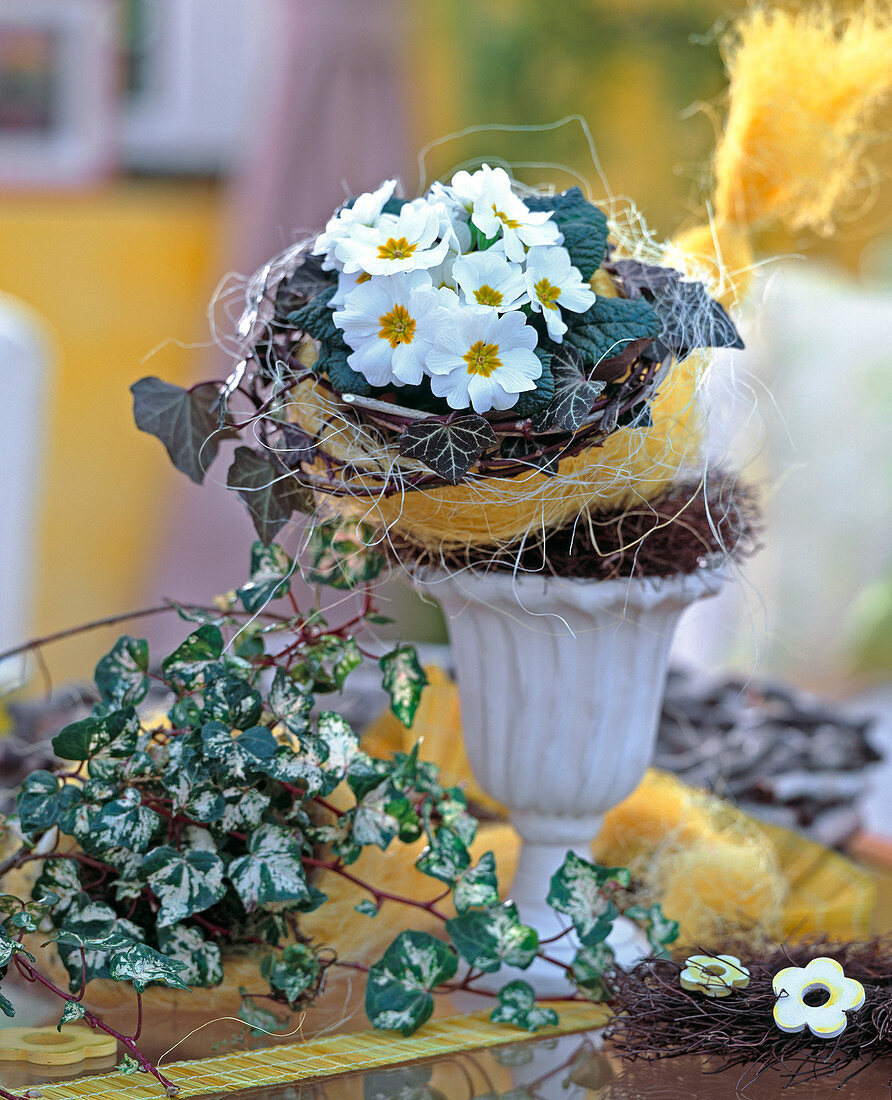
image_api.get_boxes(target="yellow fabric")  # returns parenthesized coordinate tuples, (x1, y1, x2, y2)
(364, 668, 881, 947)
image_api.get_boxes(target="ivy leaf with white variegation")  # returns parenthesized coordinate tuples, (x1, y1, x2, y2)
(161, 624, 224, 690)
(546, 853, 630, 946)
(365, 930, 458, 1036)
(218, 787, 269, 832)
(227, 825, 310, 913)
(267, 667, 312, 736)
(489, 980, 559, 1032)
(85, 788, 160, 857)
(94, 635, 150, 708)
(415, 827, 471, 885)
(445, 902, 539, 974)
(200, 670, 263, 729)
(157, 924, 223, 987)
(379, 645, 428, 728)
(17, 772, 82, 833)
(141, 846, 227, 927)
(624, 903, 679, 959)
(570, 940, 615, 1001)
(109, 943, 190, 993)
(33, 859, 82, 916)
(260, 943, 320, 1004)
(452, 852, 499, 915)
(236, 541, 294, 614)
(201, 721, 279, 782)
(52, 707, 141, 762)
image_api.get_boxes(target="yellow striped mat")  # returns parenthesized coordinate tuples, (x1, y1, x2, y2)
(35, 1002, 611, 1099)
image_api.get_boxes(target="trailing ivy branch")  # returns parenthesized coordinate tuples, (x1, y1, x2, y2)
(0, 535, 677, 1097)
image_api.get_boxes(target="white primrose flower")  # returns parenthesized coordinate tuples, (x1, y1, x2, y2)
(524, 245, 596, 341)
(332, 270, 441, 387)
(440, 164, 561, 262)
(452, 251, 528, 311)
(427, 305, 541, 414)
(330, 269, 370, 307)
(313, 179, 398, 271)
(333, 200, 450, 277)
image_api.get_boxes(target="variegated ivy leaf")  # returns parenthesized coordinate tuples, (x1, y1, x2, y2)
(489, 980, 559, 1032)
(200, 669, 263, 730)
(624, 903, 679, 959)
(141, 846, 227, 928)
(236, 541, 294, 614)
(34, 859, 82, 915)
(415, 827, 471, 885)
(316, 712, 364, 775)
(260, 943, 320, 1004)
(355, 899, 379, 917)
(291, 634, 363, 694)
(85, 788, 160, 856)
(94, 635, 150, 708)
(307, 518, 384, 590)
(352, 783, 418, 850)
(434, 788, 477, 848)
(268, 667, 312, 736)
(0, 929, 23, 967)
(379, 645, 428, 728)
(201, 721, 278, 781)
(109, 943, 189, 993)
(157, 924, 223, 987)
(161, 624, 224, 690)
(0, 992, 15, 1018)
(227, 824, 310, 913)
(570, 941, 615, 1001)
(546, 852, 630, 945)
(57, 1001, 86, 1031)
(184, 786, 226, 824)
(56, 897, 143, 993)
(218, 787, 269, 832)
(17, 771, 82, 832)
(453, 852, 499, 915)
(116, 1054, 141, 1075)
(445, 902, 539, 974)
(52, 706, 140, 761)
(365, 930, 458, 1036)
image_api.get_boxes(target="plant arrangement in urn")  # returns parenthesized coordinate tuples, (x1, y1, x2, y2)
(0, 544, 678, 1099)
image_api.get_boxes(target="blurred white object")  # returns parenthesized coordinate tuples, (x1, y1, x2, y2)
(0, 294, 50, 693)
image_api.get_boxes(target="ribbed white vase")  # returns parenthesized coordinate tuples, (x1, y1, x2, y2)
(414, 568, 723, 993)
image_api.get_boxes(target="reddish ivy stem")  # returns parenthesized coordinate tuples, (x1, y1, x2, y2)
(304, 858, 450, 921)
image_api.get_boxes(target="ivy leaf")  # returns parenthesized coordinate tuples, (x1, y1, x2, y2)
(415, 827, 471, 885)
(94, 636, 149, 708)
(109, 943, 189, 993)
(162, 624, 224, 690)
(445, 902, 539, 974)
(260, 943, 320, 1004)
(316, 711, 364, 776)
(570, 941, 615, 1001)
(379, 645, 428, 727)
(141, 846, 227, 927)
(201, 722, 279, 782)
(0, 992, 14, 1018)
(546, 853, 630, 946)
(87, 789, 160, 856)
(307, 518, 384, 590)
(355, 899, 379, 917)
(398, 415, 497, 485)
(286, 284, 338, 341)
(227, 446, 312, 546)
(275, 256, 335, 317)
(352, 783, 409, 850)
(366, 930, 458, 1036)
(0, 929, 23, 967)
(55, 897, 143, 992)
(200, 671, 263, 729)
(315, 335, 374, 396)
(563, 296, 660, 370)
(435, 788, 477, 848)
(625, 903, 679, 959)
(489, 980, 559, 1032)
(608, 258, 682, 299)
(453, 852, 499, 915)
(131, 377, 222, 485)
(238, 998, 289, 1034)
(649, 279, 744, 360)
(218, 787, 269, 833)
(157, 924, 223, 987)
(227, 825, 310, 913)
(531, 345, 606, 434)
(525, 188, 608, 279)
(272, 422, 318, 470)
(184, 785, 226, 824)
(57, 1001, 86, 1031)
(17, 772, 82, 832)
(34, 859, 82, 916)
(236, 542, 294, 614)
(267, 668, 312, 736)
(52, 706, 140, 761)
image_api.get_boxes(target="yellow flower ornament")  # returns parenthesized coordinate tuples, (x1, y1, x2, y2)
(679, 954, 751, 998)
(772, 957, 865, 1039)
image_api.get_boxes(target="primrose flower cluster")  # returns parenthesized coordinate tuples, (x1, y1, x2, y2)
(313, 166, 596, 414)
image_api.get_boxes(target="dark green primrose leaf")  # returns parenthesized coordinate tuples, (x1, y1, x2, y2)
(286, 284, 338, 341)
(546, 852, 630, 946)
(236, 541, 294, 614)
(570, 941, 615, 1001)
(415, 827, 471, 885)
(531, 344, 605, 434)
(316, 334, 374, 396)
(227, 446, 312, 546)
(446, 902, 539, 974)
(625, 903, 679, 959)
(200, 669, 263, 729)
(380, 645, 428, 728)
(94, 636, 149, 708)
(366, 930, 458, 1036)
(398, 415, 497, 485)
(17, 772, 82, 832)
(525, 188, 609, 280)
(453, 852, 499, 915)
(227, 824, 312, 913)
(307, 518, 384, 590)
(109, 943, 189, 993)
(489, 980, 559, 1032)
(131, 377, 223, 485)
(563, 296, 660, 370)
(157, 924, 223, 986)
(649, 279, 744, 360)
(161, 624, 224, 690)
(141, 846, 227, 927)
(52, 706, 140, 761)
(261, 943, 320, 1004)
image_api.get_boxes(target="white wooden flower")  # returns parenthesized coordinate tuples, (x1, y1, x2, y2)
(679, 954, 751, 999)
(524, 246, 596, 341)
(772, 957, 865, 1039)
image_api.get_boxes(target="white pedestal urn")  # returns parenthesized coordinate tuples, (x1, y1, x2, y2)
(414, 567, 724, 995)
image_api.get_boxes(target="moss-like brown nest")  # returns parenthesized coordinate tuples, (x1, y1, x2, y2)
(389, 474, 761, 580)
(607, 940, 892, 1090)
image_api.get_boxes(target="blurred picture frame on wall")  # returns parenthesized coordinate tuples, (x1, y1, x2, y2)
(0, 0, 119, 188)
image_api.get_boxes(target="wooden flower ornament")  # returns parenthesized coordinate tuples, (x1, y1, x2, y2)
(679, 954, 750, 998)
(772, 957, 865, 1039)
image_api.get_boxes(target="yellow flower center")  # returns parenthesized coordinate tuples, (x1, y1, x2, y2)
(377, 236, 418, 261)
(474, 284, 504, 307)
(534, 277, 562, 309)
(463, 340, 502, 378)
(492, 205, 521, 229)
(378, 304, 417, 348)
